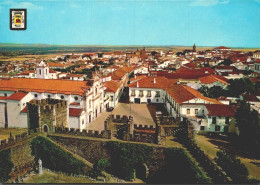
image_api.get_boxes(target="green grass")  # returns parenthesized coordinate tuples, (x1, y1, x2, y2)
(194, 135, 260, 180)
(24, 169, 97, 183)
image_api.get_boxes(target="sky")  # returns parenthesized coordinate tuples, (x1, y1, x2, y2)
(0, 0, 259, 47)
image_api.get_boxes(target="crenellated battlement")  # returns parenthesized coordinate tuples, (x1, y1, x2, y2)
(27, 98, 68, 133)
(55, 127, 111, 139)
(0, 132, 29, 149)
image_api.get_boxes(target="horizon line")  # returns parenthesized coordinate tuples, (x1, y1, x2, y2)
(0, 43, 260, 49)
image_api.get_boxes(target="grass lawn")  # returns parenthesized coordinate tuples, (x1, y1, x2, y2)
(194, 135, 260, 180)
(24, 169, 97, 183)
(0, 128, 27, 140)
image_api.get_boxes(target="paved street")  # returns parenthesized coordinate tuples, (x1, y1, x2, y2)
(87, 103, 156, 131)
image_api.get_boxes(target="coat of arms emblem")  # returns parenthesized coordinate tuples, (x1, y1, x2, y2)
(10, 9, 27, 30)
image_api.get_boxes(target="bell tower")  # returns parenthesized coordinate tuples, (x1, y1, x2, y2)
(193, 43, 196, 52)
(36, 61, 49, 79)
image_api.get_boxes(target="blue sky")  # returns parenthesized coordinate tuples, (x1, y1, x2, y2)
(0, 0, 259, 47)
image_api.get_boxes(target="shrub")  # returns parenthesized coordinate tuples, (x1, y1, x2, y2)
(148, 148, 212, 184)
(0, 149, 13, 183)
(90, 158, 109, 179)
(106, 141, 152, 181)
(215, 149, 249, 183)
(30, 136, 86, 175)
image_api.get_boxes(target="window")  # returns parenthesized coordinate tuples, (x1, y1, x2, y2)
(48, 95, 51, 98)
(200, 126, 205, 131)
(155, 91, 160, 97)
(139, 90, 143, 97)
(34, 94, 38, 98)
(4, 93, 7, 97)
(74, 96, 78, 101)
(195, 109, 198, 115)
(202, 110, 204, 114)
(212, 117, 216, 124)
(39, 69, 41, 75)
(82, 120, 84, 125)
(131, 90, 136, 96)
(95, 87, 98, 94)
(225, 117, 229, 124)
(156, 99, 159, 102)
(46, 69, 48, 74)
(110, 96, 113, 101)
(147, 90, 151, 97)
(215, 125, 220, 132)
(187, 109, 190, 115)
(61, 95, 64, 99)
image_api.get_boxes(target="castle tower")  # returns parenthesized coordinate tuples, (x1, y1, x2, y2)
(36, 61, 49, 79)
(193, 43, 196, 52)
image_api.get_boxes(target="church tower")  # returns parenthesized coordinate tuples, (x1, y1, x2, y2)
(193, 43, 196, 52)
(36, 61, 49, 79)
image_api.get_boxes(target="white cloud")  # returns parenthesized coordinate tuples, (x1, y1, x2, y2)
(189, 0, 229, 7)
(0, 1, 43, 10)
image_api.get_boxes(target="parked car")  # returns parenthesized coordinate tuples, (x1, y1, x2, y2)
(106, 107, 114, 112)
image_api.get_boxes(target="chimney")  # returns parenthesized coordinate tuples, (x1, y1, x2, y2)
(137, 82, 139, 88)
(135, 75, 136, 79)
(154, 78, 156, 84)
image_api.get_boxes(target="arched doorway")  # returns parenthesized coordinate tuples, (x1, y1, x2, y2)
(135, 163, 148, 181)
(43, 125, 48, 133)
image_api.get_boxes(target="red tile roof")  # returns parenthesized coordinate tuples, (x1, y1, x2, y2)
(70, 102, 80, 105)
(0, 78, 91, 96)
(199, 75, 229, 85)
(6, 92, 28, 101)
(21, 106, 28, 113)
(0, 96, 8, 100)
(214, 46, 231, 50)
(104, 80, 121, 93)
(205, 104, 236, 117)
(69, 108, 83, 117)
(128, 76, 177, 89)
(166, 85, 221, 104)
(49, 68, 57, 73)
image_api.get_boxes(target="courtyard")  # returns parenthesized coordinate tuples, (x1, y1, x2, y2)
(87, 103, 156, 131)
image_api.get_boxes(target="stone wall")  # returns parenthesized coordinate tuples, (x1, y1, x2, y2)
(27, 98, 68, 133)
(47, 135, 166, 178)
(0, 136, 35, 183)
(0, 132, 29, 150)
(47, 134, 211, 183)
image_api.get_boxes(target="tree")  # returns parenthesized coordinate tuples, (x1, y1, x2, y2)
(198, 85, 225, 98)
(198, 85, 209, 97)
(219, 58, 232, 66)
(235, 101, 260, 153)
(227, 78, 255, 97)
(215, 149, 249, 183)
(90, 158, 109, 178)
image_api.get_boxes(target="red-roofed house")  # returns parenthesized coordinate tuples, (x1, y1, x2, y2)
(128, 76, 222, 120)
(198, 104, 236, 132)
(104, 80, 122, 107)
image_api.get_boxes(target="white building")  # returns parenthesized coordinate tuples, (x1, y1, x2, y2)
(0, 75, 105, 131)
(129, 76, 222, 120)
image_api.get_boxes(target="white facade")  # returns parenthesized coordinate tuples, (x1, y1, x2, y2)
(0, 76, 105, 131)
(36, 61, 50, 79)
(129, 88, 165, 104)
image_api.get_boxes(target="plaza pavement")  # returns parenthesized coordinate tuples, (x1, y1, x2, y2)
(87, 103, 155, 131)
